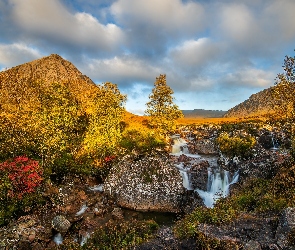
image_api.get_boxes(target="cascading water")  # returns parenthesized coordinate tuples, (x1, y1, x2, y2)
(171, 135, 189, 155)
(196, 169, 239, 208)
(270, 133, 279, 150)
(175, 163, 193, 190)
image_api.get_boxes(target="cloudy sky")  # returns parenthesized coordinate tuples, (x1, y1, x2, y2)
(1, 0, 295, 114)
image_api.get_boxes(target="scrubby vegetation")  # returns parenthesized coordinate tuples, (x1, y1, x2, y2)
(216, 132, 256, 159)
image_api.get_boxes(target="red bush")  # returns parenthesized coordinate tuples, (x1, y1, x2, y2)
(0, 156, 43, 199)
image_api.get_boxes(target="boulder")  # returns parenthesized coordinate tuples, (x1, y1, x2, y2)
(194, 139, 218, 155)
(51, 215, 71, 233)
(104, 152, 184, 213)
(276, 207, 295, 249)
(189, 159, 210, 190)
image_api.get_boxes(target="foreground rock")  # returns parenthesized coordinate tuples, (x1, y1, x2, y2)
(104, 152, 185, 212)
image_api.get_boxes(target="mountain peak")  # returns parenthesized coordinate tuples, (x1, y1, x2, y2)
(0, 53, 94, 87)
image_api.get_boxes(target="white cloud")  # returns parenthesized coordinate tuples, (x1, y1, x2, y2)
(170, 38, 220, 68)
(222, 67, 275, 88)
(218, 3, 259, 44)
(9, 0, 125, 52)
(81, 55, 161, 85)
(0, 43, 42, 68)
(263, 0, 295, 41)
(111, 0, 205, 35)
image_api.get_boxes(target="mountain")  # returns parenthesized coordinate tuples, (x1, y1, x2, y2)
(223, 87, 277, 118)
(0, 54, 98, 112)
(182, 109, 227, 118)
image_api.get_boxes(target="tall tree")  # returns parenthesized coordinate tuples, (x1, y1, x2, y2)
(273, 52, 295, 158)
(273, 54, 295, 119)
(145, 74, 183, 135)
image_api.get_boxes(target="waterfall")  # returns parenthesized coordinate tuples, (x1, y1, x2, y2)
(270, 133, 279, 150)
(171, 137, 189, 154)
(196, 169, 239, 208)
(175, 163, 193, 190)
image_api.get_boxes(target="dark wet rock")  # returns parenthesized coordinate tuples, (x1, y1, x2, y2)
(276, 207, 295, 249)
(197, 214, 279, 249)
(225, 151, 292, 183)
(105, 152, 184, 213)
(51, 215, 71, 233)
(189, 158, 210, 190)
(135, 226, 197, 250)
(259, 132, 275, 149)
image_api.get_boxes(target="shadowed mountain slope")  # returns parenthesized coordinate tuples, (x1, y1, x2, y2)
(223, 87, 278, 118)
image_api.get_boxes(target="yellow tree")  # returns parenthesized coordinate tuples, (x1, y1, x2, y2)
(81, 82, 126, 164)
(272, 52, 295, 158)
(145, 74, 183, 136)
(273, 54, 295, 119)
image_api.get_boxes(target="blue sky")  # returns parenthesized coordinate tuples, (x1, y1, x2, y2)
(1, 0, 295, 115)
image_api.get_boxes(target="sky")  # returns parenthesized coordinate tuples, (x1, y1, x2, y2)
(1, 0, 295, 115)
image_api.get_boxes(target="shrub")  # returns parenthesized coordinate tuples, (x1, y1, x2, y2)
(216, 132, 256, 159)
(0, 156, 43, 225)
(83, 219, 159, 249)
(120, 128, 165, 154)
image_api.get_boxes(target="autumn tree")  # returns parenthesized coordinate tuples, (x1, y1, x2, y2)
(145, 74, 183, 135)
(273, 52, 295, 158)
(273, 53, 295, 119)
(81, 82, 126, 165)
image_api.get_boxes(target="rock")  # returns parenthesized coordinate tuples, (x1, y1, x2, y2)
(259, 132, 274, 149)
(104, 152, 184, 212)
(194, 139, 218, 155)
(189, 159, 210, 190)
(111, 207, 124, 220)
(276, 207, 295, 249)
(244, 240, 262, 250)
(51, 215, 71, 233)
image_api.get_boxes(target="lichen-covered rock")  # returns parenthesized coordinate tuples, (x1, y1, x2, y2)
(194, 139, 218, 155)
(104, 152, 184, 212)
(51, 216, 71, 233)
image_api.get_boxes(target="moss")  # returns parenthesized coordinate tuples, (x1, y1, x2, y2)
(82, 219, 159, 250)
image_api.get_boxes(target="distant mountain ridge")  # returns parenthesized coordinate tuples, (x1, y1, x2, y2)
(223, 87, 277, 118)
(182, 109, 227, 118)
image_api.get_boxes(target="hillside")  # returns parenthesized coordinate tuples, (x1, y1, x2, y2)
(0, 54, 99, 112)
(223, 87, 277, 118)
(182, 109, 226, 118)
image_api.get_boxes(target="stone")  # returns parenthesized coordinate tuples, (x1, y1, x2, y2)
(244, 240, 262, 250)
(194, 139, 218, 155)
(111, 207, 124, 220)
(51, 215, 71, 233)
(276, 207, 295, 249)
(104, 152, 184, 212)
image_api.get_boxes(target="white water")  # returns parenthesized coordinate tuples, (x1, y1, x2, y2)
(171, 137, 189, 154)
(80, 232, 91, 246)
(196, 169, 239, 208)
(76, 204, 88, 216)
(175, 163, 194, 190)
(271, 133, 279, 150)
(89, 184, 104, 192)
(53, 233, 63, 245)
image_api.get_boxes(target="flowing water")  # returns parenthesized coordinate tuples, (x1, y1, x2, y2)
(171, 134, 239, 208)
(196, 169, 239, 208)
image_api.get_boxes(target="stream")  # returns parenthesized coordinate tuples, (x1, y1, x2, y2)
(170, 134, 239, 208)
